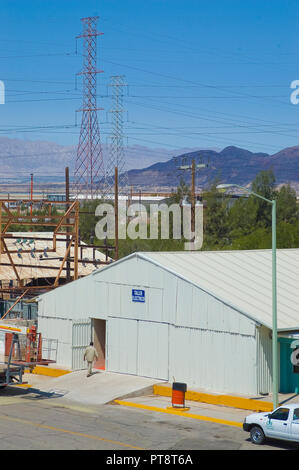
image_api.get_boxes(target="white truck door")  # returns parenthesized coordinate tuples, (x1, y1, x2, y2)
(265, 407, 291, 440)
(290, 408, 299, 441)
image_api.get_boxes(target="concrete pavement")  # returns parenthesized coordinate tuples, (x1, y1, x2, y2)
(29, 367, 299, 412)
(22, 370, 164, 406)
(0, 385, 296, 450)
(114, 395, 250, 426)
(2, 373, 298, 450)
(20, 369, 299, 432)
(20, 371, 262, 430)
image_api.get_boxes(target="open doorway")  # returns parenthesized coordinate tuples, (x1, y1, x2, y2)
(92, 319, 106, 370)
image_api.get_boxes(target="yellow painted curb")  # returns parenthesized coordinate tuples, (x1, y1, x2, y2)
(114, 400, 243, 428)
(166, 406, 190, 412)
(153, 385, 273, 413)
(14, 383, 31, 388)
(24, 366, 71, 378)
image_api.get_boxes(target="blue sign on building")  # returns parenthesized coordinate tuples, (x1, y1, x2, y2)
(132, 289, 145, 303)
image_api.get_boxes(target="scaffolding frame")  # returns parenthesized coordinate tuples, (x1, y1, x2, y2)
(0, 198, 80, 293)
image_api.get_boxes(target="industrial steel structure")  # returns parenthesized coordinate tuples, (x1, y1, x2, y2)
(0, 198, 80, 297)
(106, 75, 128, 194)
(74, 16, 105, 199)
(0, 198, 113, 307)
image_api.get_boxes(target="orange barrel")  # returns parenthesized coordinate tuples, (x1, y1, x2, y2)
(172, 382, 187, 408)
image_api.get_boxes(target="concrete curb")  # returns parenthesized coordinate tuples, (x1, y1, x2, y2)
(153, 385, 274, 412)
(25, 366, 71, 378)
(107, 385, 155, 404)
(114, 400, 243, 428)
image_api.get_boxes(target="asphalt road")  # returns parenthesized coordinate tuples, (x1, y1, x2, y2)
(0, 386, 299, 451)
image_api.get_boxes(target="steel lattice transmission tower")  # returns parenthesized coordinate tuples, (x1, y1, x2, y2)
(74, 16, 105, 199)
(106, 75, 128, 194)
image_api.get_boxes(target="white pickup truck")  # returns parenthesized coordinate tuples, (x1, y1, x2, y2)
(243, 404, 299, 445)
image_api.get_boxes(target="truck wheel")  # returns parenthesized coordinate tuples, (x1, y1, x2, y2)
(250, 426, 265, 445)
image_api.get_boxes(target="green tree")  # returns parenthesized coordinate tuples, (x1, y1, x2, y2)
(276, 184, 298, 224)
(202, 179, 230, 249)
(167, 177, 190, 204)
(251, 169, 276, 228)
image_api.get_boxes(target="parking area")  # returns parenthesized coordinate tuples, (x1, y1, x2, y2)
(0, 371, 298, 450)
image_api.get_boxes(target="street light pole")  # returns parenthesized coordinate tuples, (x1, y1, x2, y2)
(217, 184, 278, 410)
(191, 160, 195, 234)
(272, 198, 278, 410)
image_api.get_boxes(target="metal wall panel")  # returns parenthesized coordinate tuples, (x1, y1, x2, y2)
(94, 255, 164, 289)
(172, 274, 256, 336)
(256, 325, 273, 395)
(108, 284, 122, 317)
(38, 316, 72, 367)
(107, 314, 257, 393)
(120, 285, 148, 319)
(106, 283, 163, 323)
(169, 325, 257, 395)
(161, 274, 177, 324)
(94, 281, 109, 318)
(137, 322, 169, 380)
(107, 318, 138, 374)
(107, 318, 169, 380)
(39, 276, 108, 322)
(176, 279, 193, 326)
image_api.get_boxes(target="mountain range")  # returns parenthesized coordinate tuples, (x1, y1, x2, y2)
(0, 136, 196, 184)
(1, 136, 299, 190)
(126, 145, 299, 190)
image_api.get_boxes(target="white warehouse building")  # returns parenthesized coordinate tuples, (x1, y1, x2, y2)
(37, 250, 299, 396)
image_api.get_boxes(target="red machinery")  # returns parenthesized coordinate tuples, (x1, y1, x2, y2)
(1, 322, 55, 388)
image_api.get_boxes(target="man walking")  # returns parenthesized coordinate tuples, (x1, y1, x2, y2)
(83, 341, 98, 377)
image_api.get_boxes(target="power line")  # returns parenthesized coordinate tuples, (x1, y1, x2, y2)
(102, 58, 292, 110)
(125, 98, 299, 142)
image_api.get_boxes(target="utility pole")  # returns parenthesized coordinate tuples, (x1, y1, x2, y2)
(30, 173, 33, 217)
(179, 159, 208, 238)
(74, 201, 79, 281)
(74, 16, 105, 199)
(114, 166, 119, 261)
(65, 167, 71, 282)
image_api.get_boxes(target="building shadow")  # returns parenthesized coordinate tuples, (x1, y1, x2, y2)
(0, 385, 67, 400)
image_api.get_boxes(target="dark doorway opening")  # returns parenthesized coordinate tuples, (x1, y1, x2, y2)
(92, 319, 106, 370)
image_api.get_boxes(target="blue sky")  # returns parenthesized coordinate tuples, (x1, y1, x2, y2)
(1, 0, 299, 155)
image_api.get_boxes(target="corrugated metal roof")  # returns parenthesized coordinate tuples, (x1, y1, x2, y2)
(0, 232, 110, 281)
(136, 250, 299, 332)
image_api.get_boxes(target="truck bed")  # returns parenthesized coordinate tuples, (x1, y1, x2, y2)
(0, 362, 24, 386)
(0, 364, 22, 374)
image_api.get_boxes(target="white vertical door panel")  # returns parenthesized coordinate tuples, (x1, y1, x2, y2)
(72, 318, 92, 370)
(137, 322, 169, 380)
(107, 318, 138, 374)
